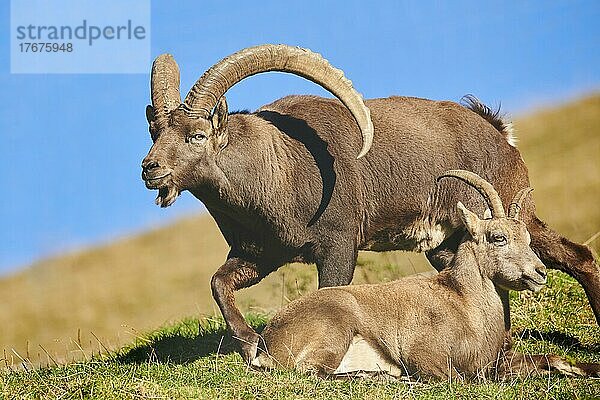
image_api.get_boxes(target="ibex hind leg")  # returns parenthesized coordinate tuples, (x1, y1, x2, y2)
(499, 351, 600, 378)
(527, 216, 600, 324)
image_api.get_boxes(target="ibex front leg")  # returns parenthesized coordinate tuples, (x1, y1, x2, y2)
(211, 256, 266, 362)
(316, 236, 358, 288)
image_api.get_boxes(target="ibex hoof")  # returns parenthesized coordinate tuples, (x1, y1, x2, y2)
(236, 331, 260, 363)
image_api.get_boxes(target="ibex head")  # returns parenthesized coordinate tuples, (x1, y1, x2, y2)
(141, 44, 373, 207)
(438, 170, 547, 292)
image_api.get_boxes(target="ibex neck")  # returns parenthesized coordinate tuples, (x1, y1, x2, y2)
(446, 242, 504, 311)
(214, 117, 288, 209)
(444, 241, 509, 356)
(445, 242, 484, 291)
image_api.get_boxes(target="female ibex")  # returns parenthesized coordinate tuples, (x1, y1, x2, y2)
(253, 171, 599, 380)
(142, 44, 599, 361)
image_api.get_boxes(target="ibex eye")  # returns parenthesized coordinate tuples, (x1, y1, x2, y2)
(188, 132, 207, 144)
(490, 233, 507, 246)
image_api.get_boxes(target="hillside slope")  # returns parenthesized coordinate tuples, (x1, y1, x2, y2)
(1, 94, 599, 365)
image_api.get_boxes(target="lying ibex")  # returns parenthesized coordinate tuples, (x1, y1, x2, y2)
(141, 44, 599, 361)
(253, 171, 600, 380)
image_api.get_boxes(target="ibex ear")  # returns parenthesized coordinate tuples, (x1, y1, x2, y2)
(211, 96, 229, 150)
(457, 202, 482, 238)
(483, 208, 492, 220)
(146, 105, 156, 123)
(211, 96, 229, 133)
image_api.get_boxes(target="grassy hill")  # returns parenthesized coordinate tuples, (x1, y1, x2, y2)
(1, 94, 599, 371)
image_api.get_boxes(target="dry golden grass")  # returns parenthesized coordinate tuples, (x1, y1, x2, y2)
(516, 94, 600, 242)
(0, 216, 229, 365)
(1, 94, 598, 366)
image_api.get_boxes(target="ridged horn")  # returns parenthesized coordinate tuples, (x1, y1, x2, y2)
(437, 170, 506, 218)
(508, 187, 533, 219)
(151, 54, 182, 121)
(180, 44, 374, 158)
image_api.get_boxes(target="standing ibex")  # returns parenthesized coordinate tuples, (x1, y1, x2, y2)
(141, 44, 599, 361)
(253, 171, 600, 380)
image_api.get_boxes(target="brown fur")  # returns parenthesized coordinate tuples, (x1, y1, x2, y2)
(254, 200, 600, 380)
(142, 92, 599, 362)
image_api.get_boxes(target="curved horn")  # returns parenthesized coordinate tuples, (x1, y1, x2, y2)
(437, 170, 506, 218)
(180, 44, 373, 158)
(151, 54, 182, 121)
(508, 187, 533, 219)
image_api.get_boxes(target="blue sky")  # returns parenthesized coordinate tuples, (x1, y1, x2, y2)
(1, 0, 598, 273)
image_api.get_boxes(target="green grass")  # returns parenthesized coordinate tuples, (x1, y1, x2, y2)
(3, 271, 600, 399)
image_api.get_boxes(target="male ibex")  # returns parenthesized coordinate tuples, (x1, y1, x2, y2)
(253, 171, 600, 380)
(141, 44, 599, 361)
